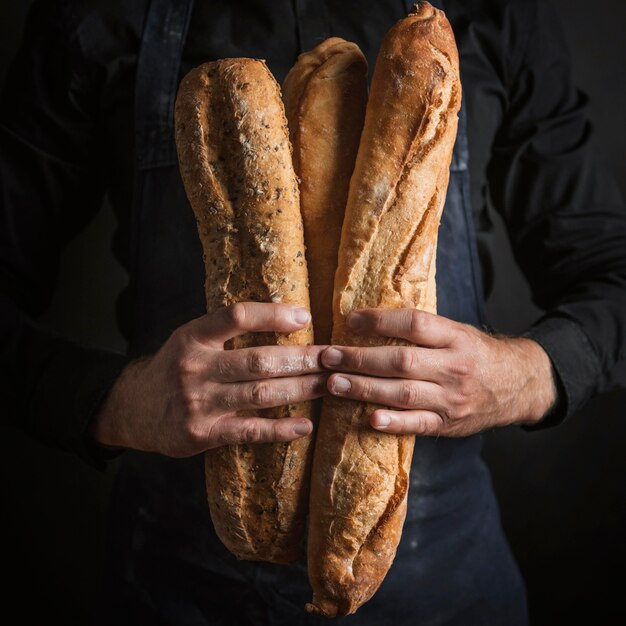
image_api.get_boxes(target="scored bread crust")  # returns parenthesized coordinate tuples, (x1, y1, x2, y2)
(174, 58, 314, 563)
(306, 2, 462, 616)
(282, 38, 368, 345)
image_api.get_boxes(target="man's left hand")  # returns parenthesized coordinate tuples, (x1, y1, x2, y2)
(321, 308, 557, 437)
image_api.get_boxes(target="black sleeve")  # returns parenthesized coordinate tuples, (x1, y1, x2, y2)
(488, 0, 626, 424)
(0, 1, 130, 466)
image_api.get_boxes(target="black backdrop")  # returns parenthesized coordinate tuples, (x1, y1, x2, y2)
(1, 1, 624, 624)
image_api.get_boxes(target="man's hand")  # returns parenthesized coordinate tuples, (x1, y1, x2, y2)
(322, 308, 557, 437)
(91, 302, 327, 457)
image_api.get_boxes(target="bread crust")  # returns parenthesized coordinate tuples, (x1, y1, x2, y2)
(282, 38, 368, 345)
(305, 2, 462, 615)
(175, 58, 314, 563)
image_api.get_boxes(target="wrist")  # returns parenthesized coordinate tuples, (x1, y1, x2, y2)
(89, 357, 148, 449)
(509, 337, 557, 426)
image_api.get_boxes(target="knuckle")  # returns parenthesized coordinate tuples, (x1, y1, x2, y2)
(214, 354, 234, 379)
(203, 421, 221, 449)
(457, 377, 475, 398)
(449, 356, 475, 379)
(394, 348, 416, 375)
(440, 405, 454, 423)
(250, 381, 274, 407)
(272, 304, 284, 326)
(446, 393, 471, 421)
(174, 350, 208, 381)
(216, 428, 234, 447)
(247, 351, 273, 376)
(400, 382, 420, 407)
(409, 310, 428, 339)
(175, 354, 196, 377)
(225, 302, 247, 330)
(455, 405, 472, 421)
(370, 311, 384, 333)
(351, 348, 365, 370)
(180, 390, 202, 418)
(218, 389, 237, 411)
(454, 324, 474, 345)
(410, 414, 425, 433)
(400, 383, 421, 408)
(239, 421, 263, 444)
(206, 418, 235, 447)
(183, 419, 203, 445)
(456, 363, 478, 396)
(352, 377, 371, 400)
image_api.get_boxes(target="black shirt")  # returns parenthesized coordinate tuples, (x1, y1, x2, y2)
(1, 0, 625, 465)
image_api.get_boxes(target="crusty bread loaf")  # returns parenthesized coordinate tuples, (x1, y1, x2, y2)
(282, 38, 368, 345)
(174, 58, 314, 563)
(305, 2, 462, 616)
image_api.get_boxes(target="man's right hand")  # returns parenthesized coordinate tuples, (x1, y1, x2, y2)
(90, 302, 326, 457)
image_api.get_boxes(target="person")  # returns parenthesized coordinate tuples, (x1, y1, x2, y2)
(1, 0, 624, 624)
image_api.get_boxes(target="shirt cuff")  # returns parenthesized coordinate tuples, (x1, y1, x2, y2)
(29, 342, 131, 470)
(77, 352, 132, 470)
(522, 315, 602, 429)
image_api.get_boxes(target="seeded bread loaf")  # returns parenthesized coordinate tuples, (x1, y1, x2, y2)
(175, 58, 314, 563)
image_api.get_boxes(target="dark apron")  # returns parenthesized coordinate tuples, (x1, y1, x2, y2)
(98, 1, 528, 624)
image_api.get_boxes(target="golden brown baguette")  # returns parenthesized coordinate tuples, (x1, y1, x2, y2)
(305, 2, 462, 616)
(282, 38, 368, 345)
(174, 58, 315, 563)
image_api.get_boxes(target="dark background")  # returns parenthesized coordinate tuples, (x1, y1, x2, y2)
(1, 1, 624, 624)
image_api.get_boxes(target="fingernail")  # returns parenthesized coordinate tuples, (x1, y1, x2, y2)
(293, 420, 312, 436)
(292, 308, 311, 325)
(375, 413, 392, 428)
(332, 376, 351, 393)
(347, 312, 364, 331)
(323, 347, 343, 367)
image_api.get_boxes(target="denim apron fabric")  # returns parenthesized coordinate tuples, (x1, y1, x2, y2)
(98, 1, 528, 624)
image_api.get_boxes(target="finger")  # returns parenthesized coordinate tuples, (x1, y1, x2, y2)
(321, 345, 447, 382)
(327, 373, 443, 410)
(211, 344, 326, 382)
(205, 415, 313, 448)
(345, 308, 462, 347)
(217, 373, 327, 412)
(187, 302, 312, 347)
(370, 409, 444, 436)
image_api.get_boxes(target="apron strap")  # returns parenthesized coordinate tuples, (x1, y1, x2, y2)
(450, 94, 469, 172)
(293, 0, 330, 52)
(135, 0, 196, 170)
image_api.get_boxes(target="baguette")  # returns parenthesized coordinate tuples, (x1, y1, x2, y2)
(305, 2, 462, 615)
(282, 38, 368, 345)
(174, 58, 315, 563)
